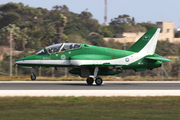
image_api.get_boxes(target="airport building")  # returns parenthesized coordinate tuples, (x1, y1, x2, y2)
(104, 21, 180, 43)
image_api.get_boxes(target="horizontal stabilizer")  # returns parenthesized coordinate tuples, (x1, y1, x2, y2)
(145, 56, 171, 62)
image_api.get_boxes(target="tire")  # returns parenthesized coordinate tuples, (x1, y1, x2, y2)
(95, 77, 103, 86)
(86, 77, 94, 85)
(31, 74, 36, 80)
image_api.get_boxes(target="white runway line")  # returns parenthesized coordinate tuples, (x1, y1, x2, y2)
(1, 90, 180, 97)
(0, 81, 180, 97)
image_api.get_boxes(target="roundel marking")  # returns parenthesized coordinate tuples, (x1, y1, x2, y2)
(125, 58, 130, 62)
(143, 35, 150, 40)
(61, 55, 66, 60)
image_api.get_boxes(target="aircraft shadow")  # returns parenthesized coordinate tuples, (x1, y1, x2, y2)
(54, 83, 136, 86)
(54, 83, 96, 86)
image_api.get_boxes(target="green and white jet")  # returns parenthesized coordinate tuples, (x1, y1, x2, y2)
(15, 28, 171, 85)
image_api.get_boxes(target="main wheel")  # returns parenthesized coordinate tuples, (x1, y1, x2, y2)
(31, 74, 36, 80)
(86, 77, 94, 85)
(95, 77, 103, 86)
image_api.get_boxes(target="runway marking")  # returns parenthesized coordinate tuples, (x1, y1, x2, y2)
(0, 81, 180, 96)
(1, 90, 180, 97)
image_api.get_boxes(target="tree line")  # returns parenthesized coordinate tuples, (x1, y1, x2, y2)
(0, 2, 180, 77)
(0, 2, 160, 51)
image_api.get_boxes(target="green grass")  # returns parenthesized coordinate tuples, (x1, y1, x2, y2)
(0, 97, 180, 120)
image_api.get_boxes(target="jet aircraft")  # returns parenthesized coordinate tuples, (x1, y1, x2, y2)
(15, 28, 171, 85)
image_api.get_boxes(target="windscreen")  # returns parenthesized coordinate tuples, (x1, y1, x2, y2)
(46, 43, 63, 53)
(36, 43, 63, 55)
(36, 49, 47, 55)
(36, 43, 81, 55)
(61, 43, 81, 51)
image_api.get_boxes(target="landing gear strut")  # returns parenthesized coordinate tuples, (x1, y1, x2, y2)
(31, 68, 36, 80)
(86, 66, 103, 86)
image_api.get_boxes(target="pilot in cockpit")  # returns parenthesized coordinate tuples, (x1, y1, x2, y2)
(62, 47, 67, 51)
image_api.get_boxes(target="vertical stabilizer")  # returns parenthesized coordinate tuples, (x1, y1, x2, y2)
(127, 28, 160, 54)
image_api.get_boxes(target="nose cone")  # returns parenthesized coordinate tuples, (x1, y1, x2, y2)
(15, 55, 36, 66)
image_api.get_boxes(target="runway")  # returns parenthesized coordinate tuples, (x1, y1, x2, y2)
(0, 81, 180, 96)
(0, 81, 180, 90)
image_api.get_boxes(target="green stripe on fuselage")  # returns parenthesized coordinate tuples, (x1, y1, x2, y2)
(70, 45, 134, 60)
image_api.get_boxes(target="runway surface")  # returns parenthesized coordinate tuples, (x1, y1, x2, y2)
(0, 81, 180, 96)
(0, 81, 180, 90)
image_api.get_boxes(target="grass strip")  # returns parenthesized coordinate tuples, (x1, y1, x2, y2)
(0, 76, 179, 81)
(0, 96, 180, 120)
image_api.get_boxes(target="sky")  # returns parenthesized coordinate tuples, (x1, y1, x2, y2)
(0, 0, 180, 28)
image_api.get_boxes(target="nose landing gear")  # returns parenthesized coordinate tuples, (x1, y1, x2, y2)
(31, 68, 36, 80)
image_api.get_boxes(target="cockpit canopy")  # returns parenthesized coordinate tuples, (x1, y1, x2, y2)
(36, 43, 81, 55)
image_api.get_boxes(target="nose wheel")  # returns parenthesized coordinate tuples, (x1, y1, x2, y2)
(31, 68, 36, 80)
(86, 77, 103, 86)
(31, 74, 36, 80)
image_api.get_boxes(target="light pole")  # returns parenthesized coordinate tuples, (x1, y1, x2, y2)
(39, 67, 41, 77)
(10, 31, 12, 77)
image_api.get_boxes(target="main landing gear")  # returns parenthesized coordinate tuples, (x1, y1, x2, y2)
(86, 77, 103, 86)
(86, 66, 103, 86)
(31, 68, 36, 80)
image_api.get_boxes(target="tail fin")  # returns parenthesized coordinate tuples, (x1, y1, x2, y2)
(127, 28, 160, 54)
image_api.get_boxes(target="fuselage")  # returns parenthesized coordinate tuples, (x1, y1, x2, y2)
(14, 28, 170, 85)
(15, 43, 162, 71)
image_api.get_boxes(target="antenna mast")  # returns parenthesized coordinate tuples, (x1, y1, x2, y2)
(104, 0, 107, 25)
